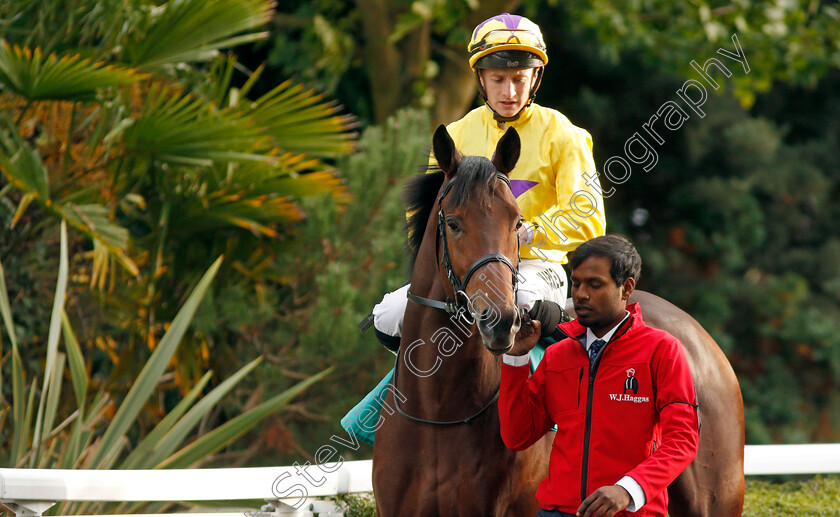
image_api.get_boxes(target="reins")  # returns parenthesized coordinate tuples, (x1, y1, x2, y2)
(391, 350, 501, 426)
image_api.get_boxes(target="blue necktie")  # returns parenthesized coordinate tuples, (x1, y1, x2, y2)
(589, 339, 606, 364)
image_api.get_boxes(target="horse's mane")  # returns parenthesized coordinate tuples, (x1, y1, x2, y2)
(404, 156, 500, 272)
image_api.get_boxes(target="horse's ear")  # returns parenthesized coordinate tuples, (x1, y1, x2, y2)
(492, 127, 520, 175)
(432, 124, 461, 177)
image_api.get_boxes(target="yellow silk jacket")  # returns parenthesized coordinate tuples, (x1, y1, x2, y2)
(438, 103, 607, 263)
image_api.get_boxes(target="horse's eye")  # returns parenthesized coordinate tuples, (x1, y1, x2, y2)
(515, 218, 524, 231)
(447, 219, 460, 232)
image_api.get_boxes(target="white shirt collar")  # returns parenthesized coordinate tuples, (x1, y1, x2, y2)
(585, 310, 631, 351)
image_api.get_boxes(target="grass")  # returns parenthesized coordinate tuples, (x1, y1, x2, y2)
(335, 476, 840, 516)
(743, 476, 840, 516)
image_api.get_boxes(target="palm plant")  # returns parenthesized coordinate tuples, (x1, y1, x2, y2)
(0, 0, 357, 393)
(0, 222, 332, 514)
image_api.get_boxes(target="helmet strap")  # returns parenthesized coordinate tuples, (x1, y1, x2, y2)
(475, 69, 488, 102)
(529, 66, 544, 101)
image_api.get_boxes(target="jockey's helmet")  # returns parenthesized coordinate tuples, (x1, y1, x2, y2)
(468, 14, 547, 121)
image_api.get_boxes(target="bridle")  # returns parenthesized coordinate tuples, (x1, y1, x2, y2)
(395, 171, 520, 426)
(406, 172, 520, 326)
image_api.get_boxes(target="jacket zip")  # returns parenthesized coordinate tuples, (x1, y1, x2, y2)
(580, 361, 597, 501)
(579, 316, 635, 503)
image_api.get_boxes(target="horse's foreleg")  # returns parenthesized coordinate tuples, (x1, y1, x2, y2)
(668, 459, 744, 517)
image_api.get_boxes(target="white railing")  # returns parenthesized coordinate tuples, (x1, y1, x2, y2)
(743, 443, 840, 475)
(0, 461, 372, 517)
(1, 445, 838, 517)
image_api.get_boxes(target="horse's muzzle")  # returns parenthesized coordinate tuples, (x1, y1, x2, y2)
(476, 306, 521, 355)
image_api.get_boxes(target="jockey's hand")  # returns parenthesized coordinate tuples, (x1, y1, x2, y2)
(527, 300, 569, 338)
(508, 314, 540, 356)
(577, 485, 631, 517)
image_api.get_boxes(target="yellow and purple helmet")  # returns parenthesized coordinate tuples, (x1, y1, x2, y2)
(468, 13, 548, 70)
(468, 13, 547, 121)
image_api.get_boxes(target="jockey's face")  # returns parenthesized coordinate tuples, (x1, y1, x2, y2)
(479, 67, 538, 118)
(570, 256, 635, 337)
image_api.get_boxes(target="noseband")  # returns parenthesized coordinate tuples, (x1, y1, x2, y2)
(406, 172, 519, 325)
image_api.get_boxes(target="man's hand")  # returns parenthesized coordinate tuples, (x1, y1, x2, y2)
(577, 485, 631, 517)
(507, 316, 541, 357)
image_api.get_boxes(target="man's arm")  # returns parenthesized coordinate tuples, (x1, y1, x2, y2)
(625, 336, 700, 503)
(498, 321, 554, 451)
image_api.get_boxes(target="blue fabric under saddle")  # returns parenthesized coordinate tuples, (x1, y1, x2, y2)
(340, 340, 552, 446)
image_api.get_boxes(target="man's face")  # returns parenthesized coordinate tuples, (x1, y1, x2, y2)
(570, 255, 635, 337)
(479, 67, 537, 118)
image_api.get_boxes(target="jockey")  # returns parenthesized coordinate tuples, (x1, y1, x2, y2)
(368, 13, 607, 349)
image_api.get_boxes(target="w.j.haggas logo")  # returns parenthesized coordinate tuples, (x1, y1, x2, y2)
(608, 368, 649, 403)
(624, 368, 639, 394)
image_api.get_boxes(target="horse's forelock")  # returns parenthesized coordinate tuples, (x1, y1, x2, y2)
(448, 156, 498, 209)
(403, 158, 503, 274)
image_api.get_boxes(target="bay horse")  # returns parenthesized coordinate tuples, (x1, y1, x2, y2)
(371, 124, 744, 516)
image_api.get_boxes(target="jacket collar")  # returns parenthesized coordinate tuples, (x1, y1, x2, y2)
(559, 302, 644, 344)
(482, 102, 535, 130)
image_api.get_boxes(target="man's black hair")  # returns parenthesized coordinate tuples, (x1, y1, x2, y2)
(568, 235, 641, 286)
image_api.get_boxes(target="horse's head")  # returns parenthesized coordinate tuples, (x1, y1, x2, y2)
(432, 124, 523, 354)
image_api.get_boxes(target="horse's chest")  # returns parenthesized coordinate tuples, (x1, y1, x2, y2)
(376, 430, 519, 516)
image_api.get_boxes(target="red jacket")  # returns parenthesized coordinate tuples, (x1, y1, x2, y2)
(498, 303, 699, 517)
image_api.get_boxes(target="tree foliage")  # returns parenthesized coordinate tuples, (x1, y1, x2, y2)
(265, 0, 522, 126)
(0, 223, 331, 515)
(256, 1, 840, 449)
(256, 0, 839, 127)
(232, 108, 432, 461)
(0, 0, 357, 396)
(537, 4, 840, 442)
(563, 0, 840, 107)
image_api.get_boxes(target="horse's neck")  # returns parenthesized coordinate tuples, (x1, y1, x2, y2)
(397, 248, 501, 420)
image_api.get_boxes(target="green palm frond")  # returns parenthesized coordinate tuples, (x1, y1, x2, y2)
(54, 203, 138, 277)
(0, 140, 137, 277)
(246, 79, 358, 157)
(0, 142, 50, 201)
(167, 156, 348, 238)
(234, 155, 350, 204)
(123, 83, 270, 167)
(126, 0, 274, 69)
(257, 169, 349, 202)
(190, 192, 303, 237)
(0, 40, 143, 101)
